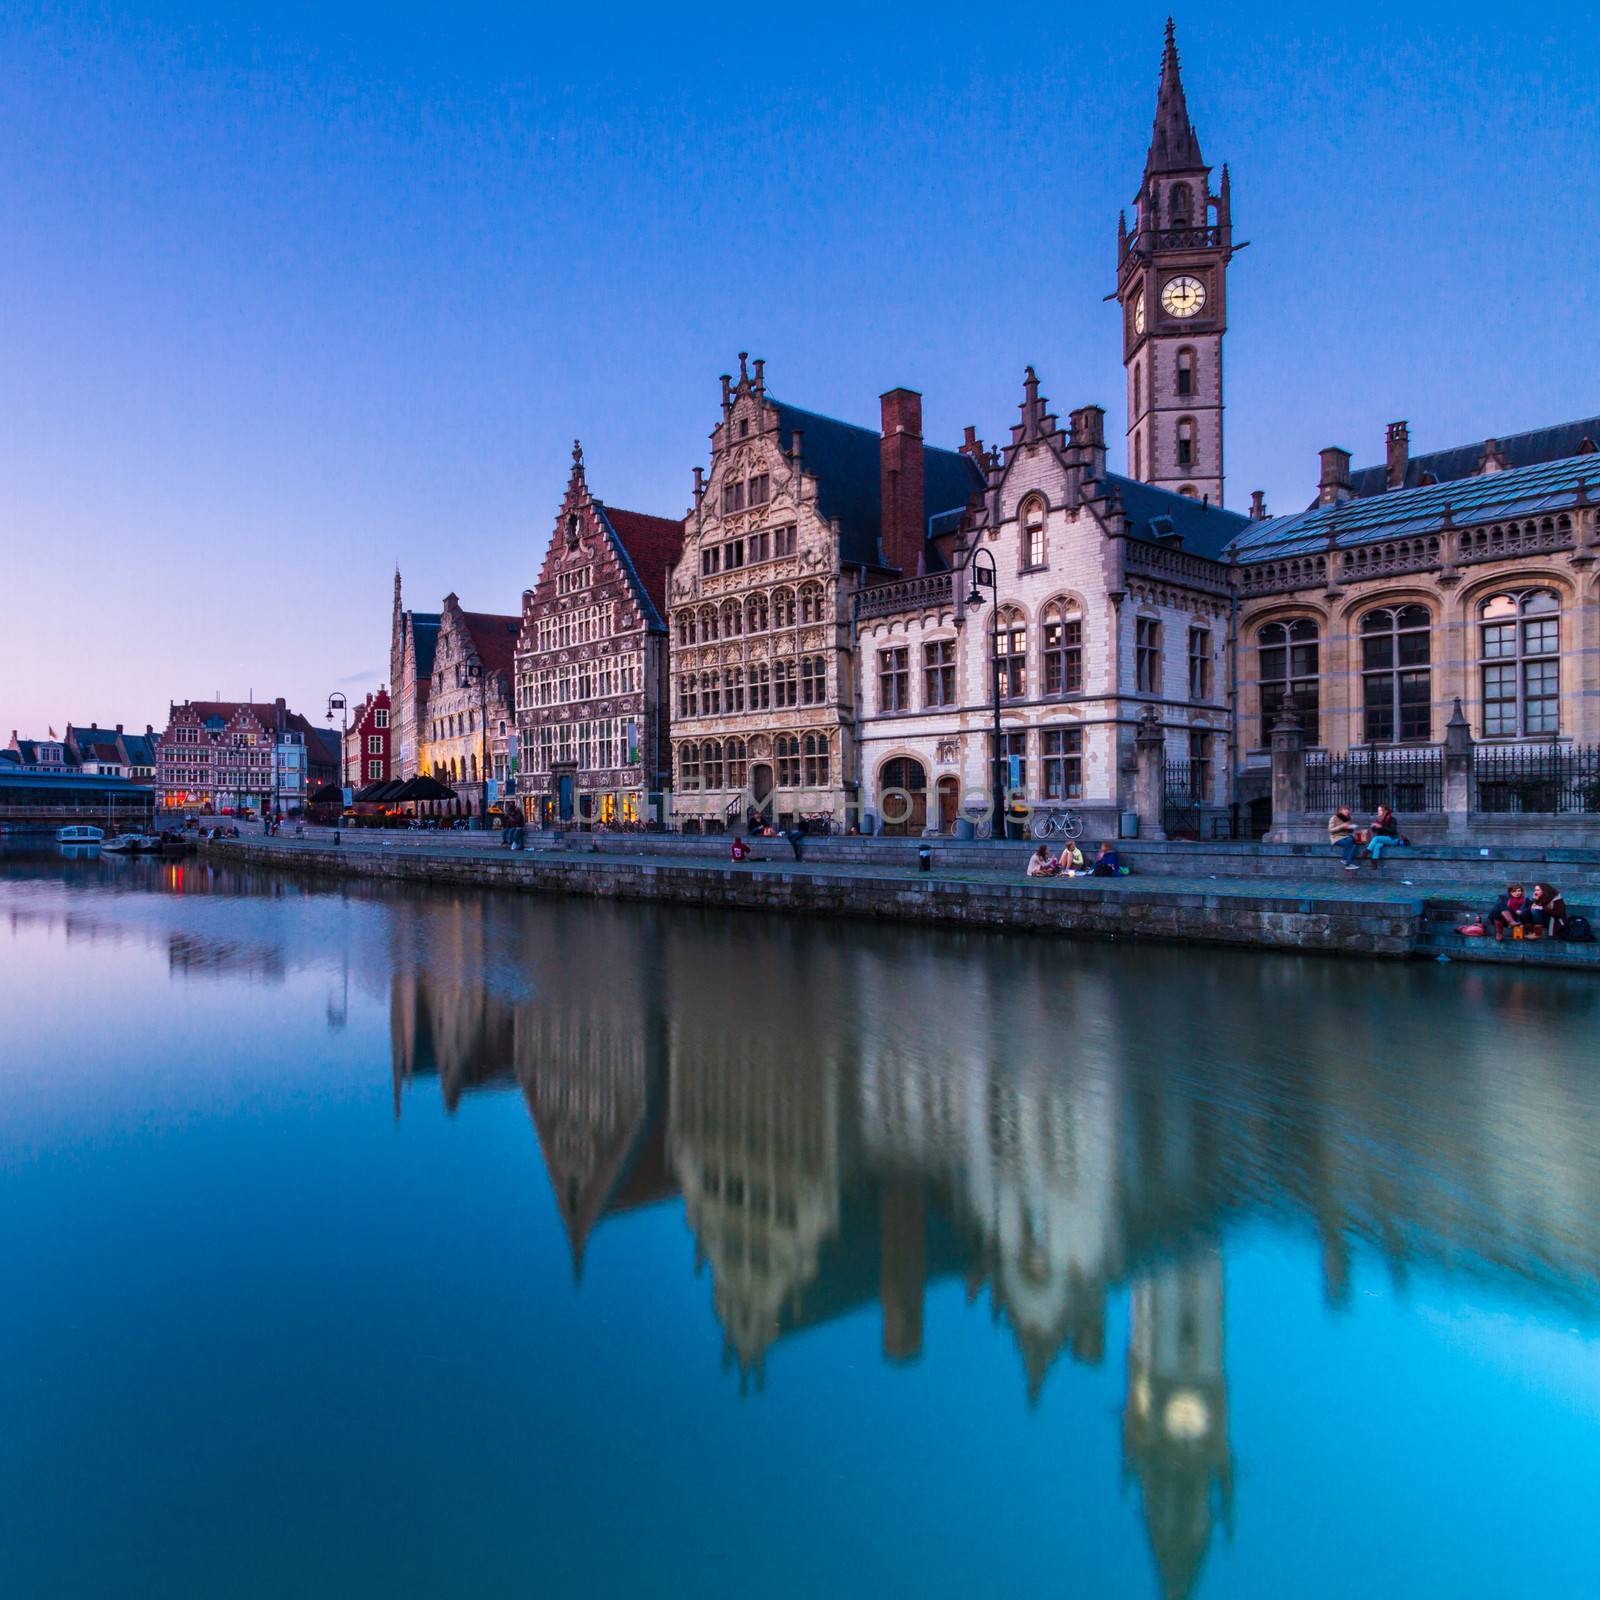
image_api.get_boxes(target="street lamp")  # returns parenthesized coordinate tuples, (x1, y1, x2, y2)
(960, 545, 1009, 838)
(326, 691, 348, 794)
(464, 661, 489, 826)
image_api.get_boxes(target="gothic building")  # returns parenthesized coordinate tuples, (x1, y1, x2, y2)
(667, 356, 983, 830)
(389, 572, 440, 782)
(513, 442, 682, 825)
(419, 593, 520, 813)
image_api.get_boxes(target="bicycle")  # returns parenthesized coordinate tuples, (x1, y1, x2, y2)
(1030, 807, 1085, 842)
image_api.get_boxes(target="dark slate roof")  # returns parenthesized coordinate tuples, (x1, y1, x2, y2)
(303, 727, 341, 769)
(1228, 451, 1595, 562)
(1345, 416, 1600, 499)
(1110, 474, 1248, 559)
(599, 505, 684, 629)
(770, 399, 984, 570)
(0, 749, 19, 767)
(409, 613, 442, 681)
(121, 734, 157, 766)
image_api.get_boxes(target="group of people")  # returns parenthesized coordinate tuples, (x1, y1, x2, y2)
(499, 801, 529, 851)
(1026, 840, 1128, 879)
(1328, 804, 1406, 871)
(1479, 882, 1572, 941)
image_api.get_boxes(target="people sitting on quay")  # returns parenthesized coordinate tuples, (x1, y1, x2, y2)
(1329, 807, 1361, 871)
(1530, 882, 1570, 940)
(730, 834, 768, 864)
(1059, 841, 1086, 876)
(1487, 884, 1530, 940)
(1026, 845, 1059, 878)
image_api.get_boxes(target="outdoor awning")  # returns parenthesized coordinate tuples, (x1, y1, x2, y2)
(308, 783, 345, 803)
(354, 780, 404, 802)
(392, 775, 458, 802)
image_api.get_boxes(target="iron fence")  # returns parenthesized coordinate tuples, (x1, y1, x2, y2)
(1474, 744, 1600, 814)
(1305, 749, 1444, 814)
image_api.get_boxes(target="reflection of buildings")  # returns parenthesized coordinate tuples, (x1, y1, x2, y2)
(382, 896, 1600, 1600)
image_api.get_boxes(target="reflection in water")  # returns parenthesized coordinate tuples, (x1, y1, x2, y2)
(384, 893, 1600, 1599)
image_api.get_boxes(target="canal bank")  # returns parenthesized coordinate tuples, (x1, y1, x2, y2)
(211, 836, 1436, 957)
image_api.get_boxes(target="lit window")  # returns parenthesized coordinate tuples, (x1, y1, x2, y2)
(1479, 590, 1559, 737)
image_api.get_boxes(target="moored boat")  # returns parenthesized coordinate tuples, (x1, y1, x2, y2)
(102, 833, 162, 854)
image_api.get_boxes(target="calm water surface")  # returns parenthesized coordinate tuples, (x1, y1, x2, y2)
(3, 850, 1599, 1598)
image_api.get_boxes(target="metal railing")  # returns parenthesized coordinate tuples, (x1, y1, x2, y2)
(1474, 744, 1600, 814)
(1305, 749, 1444, 814)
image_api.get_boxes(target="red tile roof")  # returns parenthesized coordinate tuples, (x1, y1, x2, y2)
(603, 506, 685, 620)
(461, 612, 521, 683)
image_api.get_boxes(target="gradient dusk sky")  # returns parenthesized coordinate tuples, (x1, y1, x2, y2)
(4, 2, 1597, 738)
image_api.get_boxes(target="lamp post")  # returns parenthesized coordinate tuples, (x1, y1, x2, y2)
(326, 691, 348, 795)
(959, 545, 1008, 838)
(464, 661, 489, 826)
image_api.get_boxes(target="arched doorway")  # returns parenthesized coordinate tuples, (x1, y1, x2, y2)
(750, 762, 774, 825)
(878, 757, 927, 836)
(935, 774, 960, 835)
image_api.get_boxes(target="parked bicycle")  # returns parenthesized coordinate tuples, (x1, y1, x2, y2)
(1030, 807, 1085, 842)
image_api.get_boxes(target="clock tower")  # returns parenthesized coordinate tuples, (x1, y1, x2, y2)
(1117, 20, 1235, 507)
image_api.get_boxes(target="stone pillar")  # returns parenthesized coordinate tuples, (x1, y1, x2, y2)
(1265, 705, 1306, 843)
(1442, 697, 1474, 841)
(1134, 705, 1166, 841)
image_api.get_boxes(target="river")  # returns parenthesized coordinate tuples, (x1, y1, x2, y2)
(2, 848, 1598, 1598)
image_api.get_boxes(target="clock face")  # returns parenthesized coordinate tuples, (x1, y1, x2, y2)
(1132, 295, 1146, 337)
(1161, 275, 1207, 319)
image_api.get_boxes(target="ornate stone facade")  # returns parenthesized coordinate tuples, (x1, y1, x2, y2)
(513, 443, 681, 825)
(418, 594, 519, 816)
(668, 356, 981, 829)
(389, 571, 439, 782)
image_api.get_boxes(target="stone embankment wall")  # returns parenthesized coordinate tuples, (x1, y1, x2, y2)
(209, 841, 1422, 958)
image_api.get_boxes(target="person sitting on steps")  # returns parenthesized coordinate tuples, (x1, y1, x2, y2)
(1529, 882, 1569, 940)
(1058, 841, 1086, 877)
(1365, 804, 1404, 867)
(1328, 806, 1361, 872)
(1487, 884, 1530, 941)
(1026, 845, 1059, 878)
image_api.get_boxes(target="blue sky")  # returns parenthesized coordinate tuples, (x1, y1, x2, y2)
(3, 1, 1597, 735)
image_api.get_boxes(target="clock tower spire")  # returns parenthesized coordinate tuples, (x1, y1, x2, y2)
(1117, 19, 1235, 506)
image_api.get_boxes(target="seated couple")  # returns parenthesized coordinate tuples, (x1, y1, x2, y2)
(1482, 882, 1569, 941)
(1027, 841, 1127, 879)
(1328, 804, 1407, 871)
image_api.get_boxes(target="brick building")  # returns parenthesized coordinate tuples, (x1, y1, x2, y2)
(343, 688, 393, 788)
(514, 441, 681, 825)
(156, 698, 320, 815)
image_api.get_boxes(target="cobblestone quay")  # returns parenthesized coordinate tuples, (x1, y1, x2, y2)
(210, 836, 1426, 958)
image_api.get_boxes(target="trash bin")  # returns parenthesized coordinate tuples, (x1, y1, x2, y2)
(917, 845, 933, 873)
(1119, 811, 1140, 839)
(954, 817, 974, 841)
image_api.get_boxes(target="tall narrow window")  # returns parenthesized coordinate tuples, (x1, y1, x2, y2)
(773, 658, 797, 708)
(1188, 728, 1213, 799)
(1133, 429, 1143, 478)
(1361, 605, 1432, 743)
(1042, 601, 1083, 696)
(775, 736, 801, 788)
(922, 639, 956, 706)
(878, 647, 910, 712)
(1169, 182, 1193, 226)
(994, 607, 1027, 699)
(679, 744, 700, 789)
(721, 599, 742, 638)
(799, 583, 825, 625)
(1135, 617, 1163, 693)
(746, 592, 769, 634)
(772, 588, 796, 628)
(1258, 619, 1320, 743)
(1188, 626, 1211, 701)
(802, 733, 830, 787)
(749, 662, 771, 710)
(1021, 498, 1046, 570)
(1042, 728, 1083, 800)
(1176, 347, 1196, 397)
(1176, 417, 1196, 468)
(702, 741, 724, 790)
(725, 739, 748, 791)
(1479, 590, 1560, 737)
(1133, 364, 1141, 416)
(800, 654, 828, 706)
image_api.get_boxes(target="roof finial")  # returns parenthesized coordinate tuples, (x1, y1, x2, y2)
(738, 350, 750, 384)
(572, 438, 584, 472)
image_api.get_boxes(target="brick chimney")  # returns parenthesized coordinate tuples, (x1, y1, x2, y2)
(1386, 421, 1409, 489)
(1318, 446, 1353, 506)
(1249, 489, 1267, 520)
(879, 387, 925, 575)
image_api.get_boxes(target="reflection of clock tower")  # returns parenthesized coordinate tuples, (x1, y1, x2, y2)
(1117, 20, 1236, 507)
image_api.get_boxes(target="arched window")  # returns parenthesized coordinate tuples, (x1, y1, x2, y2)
(1133, 428, 1143, 479)
(723, 665, 744, 712)
(699, 604, 719, 643)
(1258, 619, 1320, 744)
(1020, 497, 1046, 570)
(1361, 605, 1432, 744)
(725, 738, 748, 791)
(772, 587, 796, 629)
(1479, 590, 1560, 737)
(1133, 363, 1141, 416)
(746, 591, 769, 634)
(1176, 347, 1196, 397)
(676, 611, 695, 647)
(678, 743, 700, 789)
(775, 735, 801, 789)
(702, 740, 725, 790)
(720, 599, 743, 638)
(1041, 600, 1083, 695)
(994, 606, 1027, 699)
(1170, 182, 1193, 227)
(699, 670, 721, 717)
(677, 675, 698, 719)
(802, 733, 830, 788)
(798, 583, 825, 625)
(1176, 416, 1196, 468)
(748, 661, 771, 710)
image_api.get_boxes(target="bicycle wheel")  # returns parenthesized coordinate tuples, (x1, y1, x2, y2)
(1030, 812, 1054, 840)
(1062, 812, 1085, 841)
(973, 818, 993, 840)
